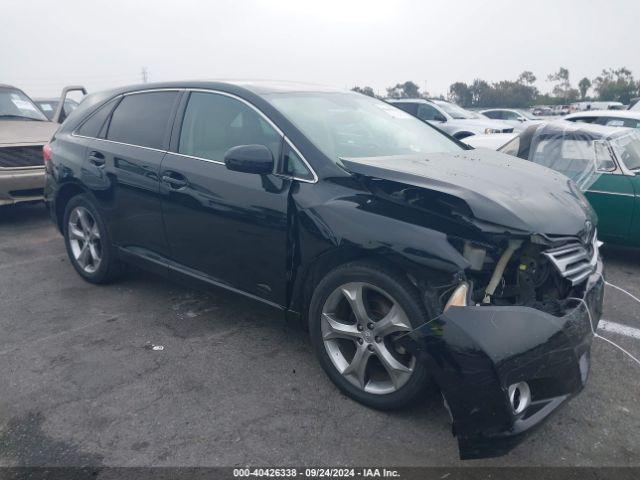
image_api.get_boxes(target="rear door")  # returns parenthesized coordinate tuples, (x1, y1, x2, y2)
(84, 90, 181, 257)
(160, 90, 292, 305)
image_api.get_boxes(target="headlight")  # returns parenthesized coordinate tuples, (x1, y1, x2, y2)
(444, 282, 469, 311)
(484, 128, 501, 134)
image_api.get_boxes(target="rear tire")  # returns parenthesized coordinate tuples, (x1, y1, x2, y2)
(63, 194, 123, 284)
(309, 261, 433, 410)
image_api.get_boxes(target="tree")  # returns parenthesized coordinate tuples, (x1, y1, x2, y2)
(448, 82, 473, 107)
(386, 81, 422, 99)
(470, 79, 492, 106)
(578, 77, 592, 100)
(517, 71, 537, 85)
(547, 67, 579, 103)
(447, 73, 539, 108)
(351, 86, 376, 97)
(593, 68, 639, 104)
(547, 67, 569, 84)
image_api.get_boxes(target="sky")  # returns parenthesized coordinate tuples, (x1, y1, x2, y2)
(2, 0, 639, 99)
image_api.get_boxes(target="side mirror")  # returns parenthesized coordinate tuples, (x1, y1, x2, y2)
(224, 145, 274, 175)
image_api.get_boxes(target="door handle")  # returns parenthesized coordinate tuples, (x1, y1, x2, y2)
(161, 171, 188, 189)
(88, 151, 105, 166)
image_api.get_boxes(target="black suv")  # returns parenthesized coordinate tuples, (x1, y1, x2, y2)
(45, 81, 604, 459)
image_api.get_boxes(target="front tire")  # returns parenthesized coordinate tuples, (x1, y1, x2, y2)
(63, 194, 122, 284)
(309, 261, 432, 410)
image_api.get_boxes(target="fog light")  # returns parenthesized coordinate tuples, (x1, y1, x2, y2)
(508, 382, 531, 415)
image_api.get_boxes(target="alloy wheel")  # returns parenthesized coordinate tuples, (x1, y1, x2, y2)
(321, 282, 416, 395)
(68, 206, 102, 274)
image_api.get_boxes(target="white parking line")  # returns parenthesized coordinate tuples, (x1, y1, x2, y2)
(599, 319, 640, 340)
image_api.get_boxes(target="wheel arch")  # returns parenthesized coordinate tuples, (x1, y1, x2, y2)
(288, 245, 456, 328)
(54, 181, 91, 232)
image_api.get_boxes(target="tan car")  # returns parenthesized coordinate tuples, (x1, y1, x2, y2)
(0, 84, 85, 206)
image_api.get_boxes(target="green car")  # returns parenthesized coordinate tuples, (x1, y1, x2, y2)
(497, 121, 640, 247)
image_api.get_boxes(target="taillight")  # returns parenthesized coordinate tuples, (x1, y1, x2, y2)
(43, 143, 52, 163)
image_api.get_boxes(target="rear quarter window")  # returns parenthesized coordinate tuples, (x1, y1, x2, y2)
(106, 91, 179, 149)
(76, 99, 117, 138)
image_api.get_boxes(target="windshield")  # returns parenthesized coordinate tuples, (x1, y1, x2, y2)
(266, 92, 461, 162)
(611, 131, 640, 171)
(431, 100, 475, 119)
(0, 88, 47, 121)
(469, 111, 488, 119)
(525, 123, 611, 190)
(519, 110, 536, 120)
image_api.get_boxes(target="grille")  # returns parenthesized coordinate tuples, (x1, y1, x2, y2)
(0, 146, 44, 168)
(502, 128, 515, 133)
(543, 232, 598, 286)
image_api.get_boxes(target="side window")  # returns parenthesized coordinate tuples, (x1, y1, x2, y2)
(594, 140, 617, 171)
(499, 136, 520, 157)
(76, 99, 117, 138)
(503, 111, 520, 120)
(106, 91, 178, 149)
(391, 102, 417, 116)
(178, 92, 282, 162)
(596, 117, 624, 127)
(569, 116, 598, 124)
(417, 104, 441, 121)
(484, 110, 502, 119)
(283, 142, 313, 181)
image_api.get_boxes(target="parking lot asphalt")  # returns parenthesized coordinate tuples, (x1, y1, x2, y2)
(1, 203, 639, 467)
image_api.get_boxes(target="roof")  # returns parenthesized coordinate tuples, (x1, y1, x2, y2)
(385, 98, 433, 104)
(96, 80, 345, 97)
(565, 110, 640, 120)
(533, 120, 630, 141)
(480, 108, 524, 113)
(0, 84, 18, 90)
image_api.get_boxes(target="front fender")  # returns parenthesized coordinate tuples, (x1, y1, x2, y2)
(298, 195, 471, 274)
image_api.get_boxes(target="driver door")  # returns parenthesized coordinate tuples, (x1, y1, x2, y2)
(159, 91, 291, 305)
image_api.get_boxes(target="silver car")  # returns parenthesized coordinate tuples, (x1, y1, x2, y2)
(387, 98, 514, 139)
(480, 108, 542, 132)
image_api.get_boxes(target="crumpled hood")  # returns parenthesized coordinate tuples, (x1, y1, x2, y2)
(0, 120, 58, 146)
(341, 150, 595, 237)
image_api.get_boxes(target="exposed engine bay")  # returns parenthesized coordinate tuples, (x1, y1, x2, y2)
(456, 234, 598, 316)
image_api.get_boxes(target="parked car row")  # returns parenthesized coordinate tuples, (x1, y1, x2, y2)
(479, 108, 543, 131)
(387, 98, 514, 139)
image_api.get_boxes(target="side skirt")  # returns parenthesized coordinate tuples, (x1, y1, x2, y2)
(117, 246, 286, 312)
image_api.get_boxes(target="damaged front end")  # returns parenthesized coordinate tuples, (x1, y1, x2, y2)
(397, 229, 604, 459)
(341, 151, 605, 459)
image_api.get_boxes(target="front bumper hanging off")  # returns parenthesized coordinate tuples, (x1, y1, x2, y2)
(396, 259, 604, 460)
